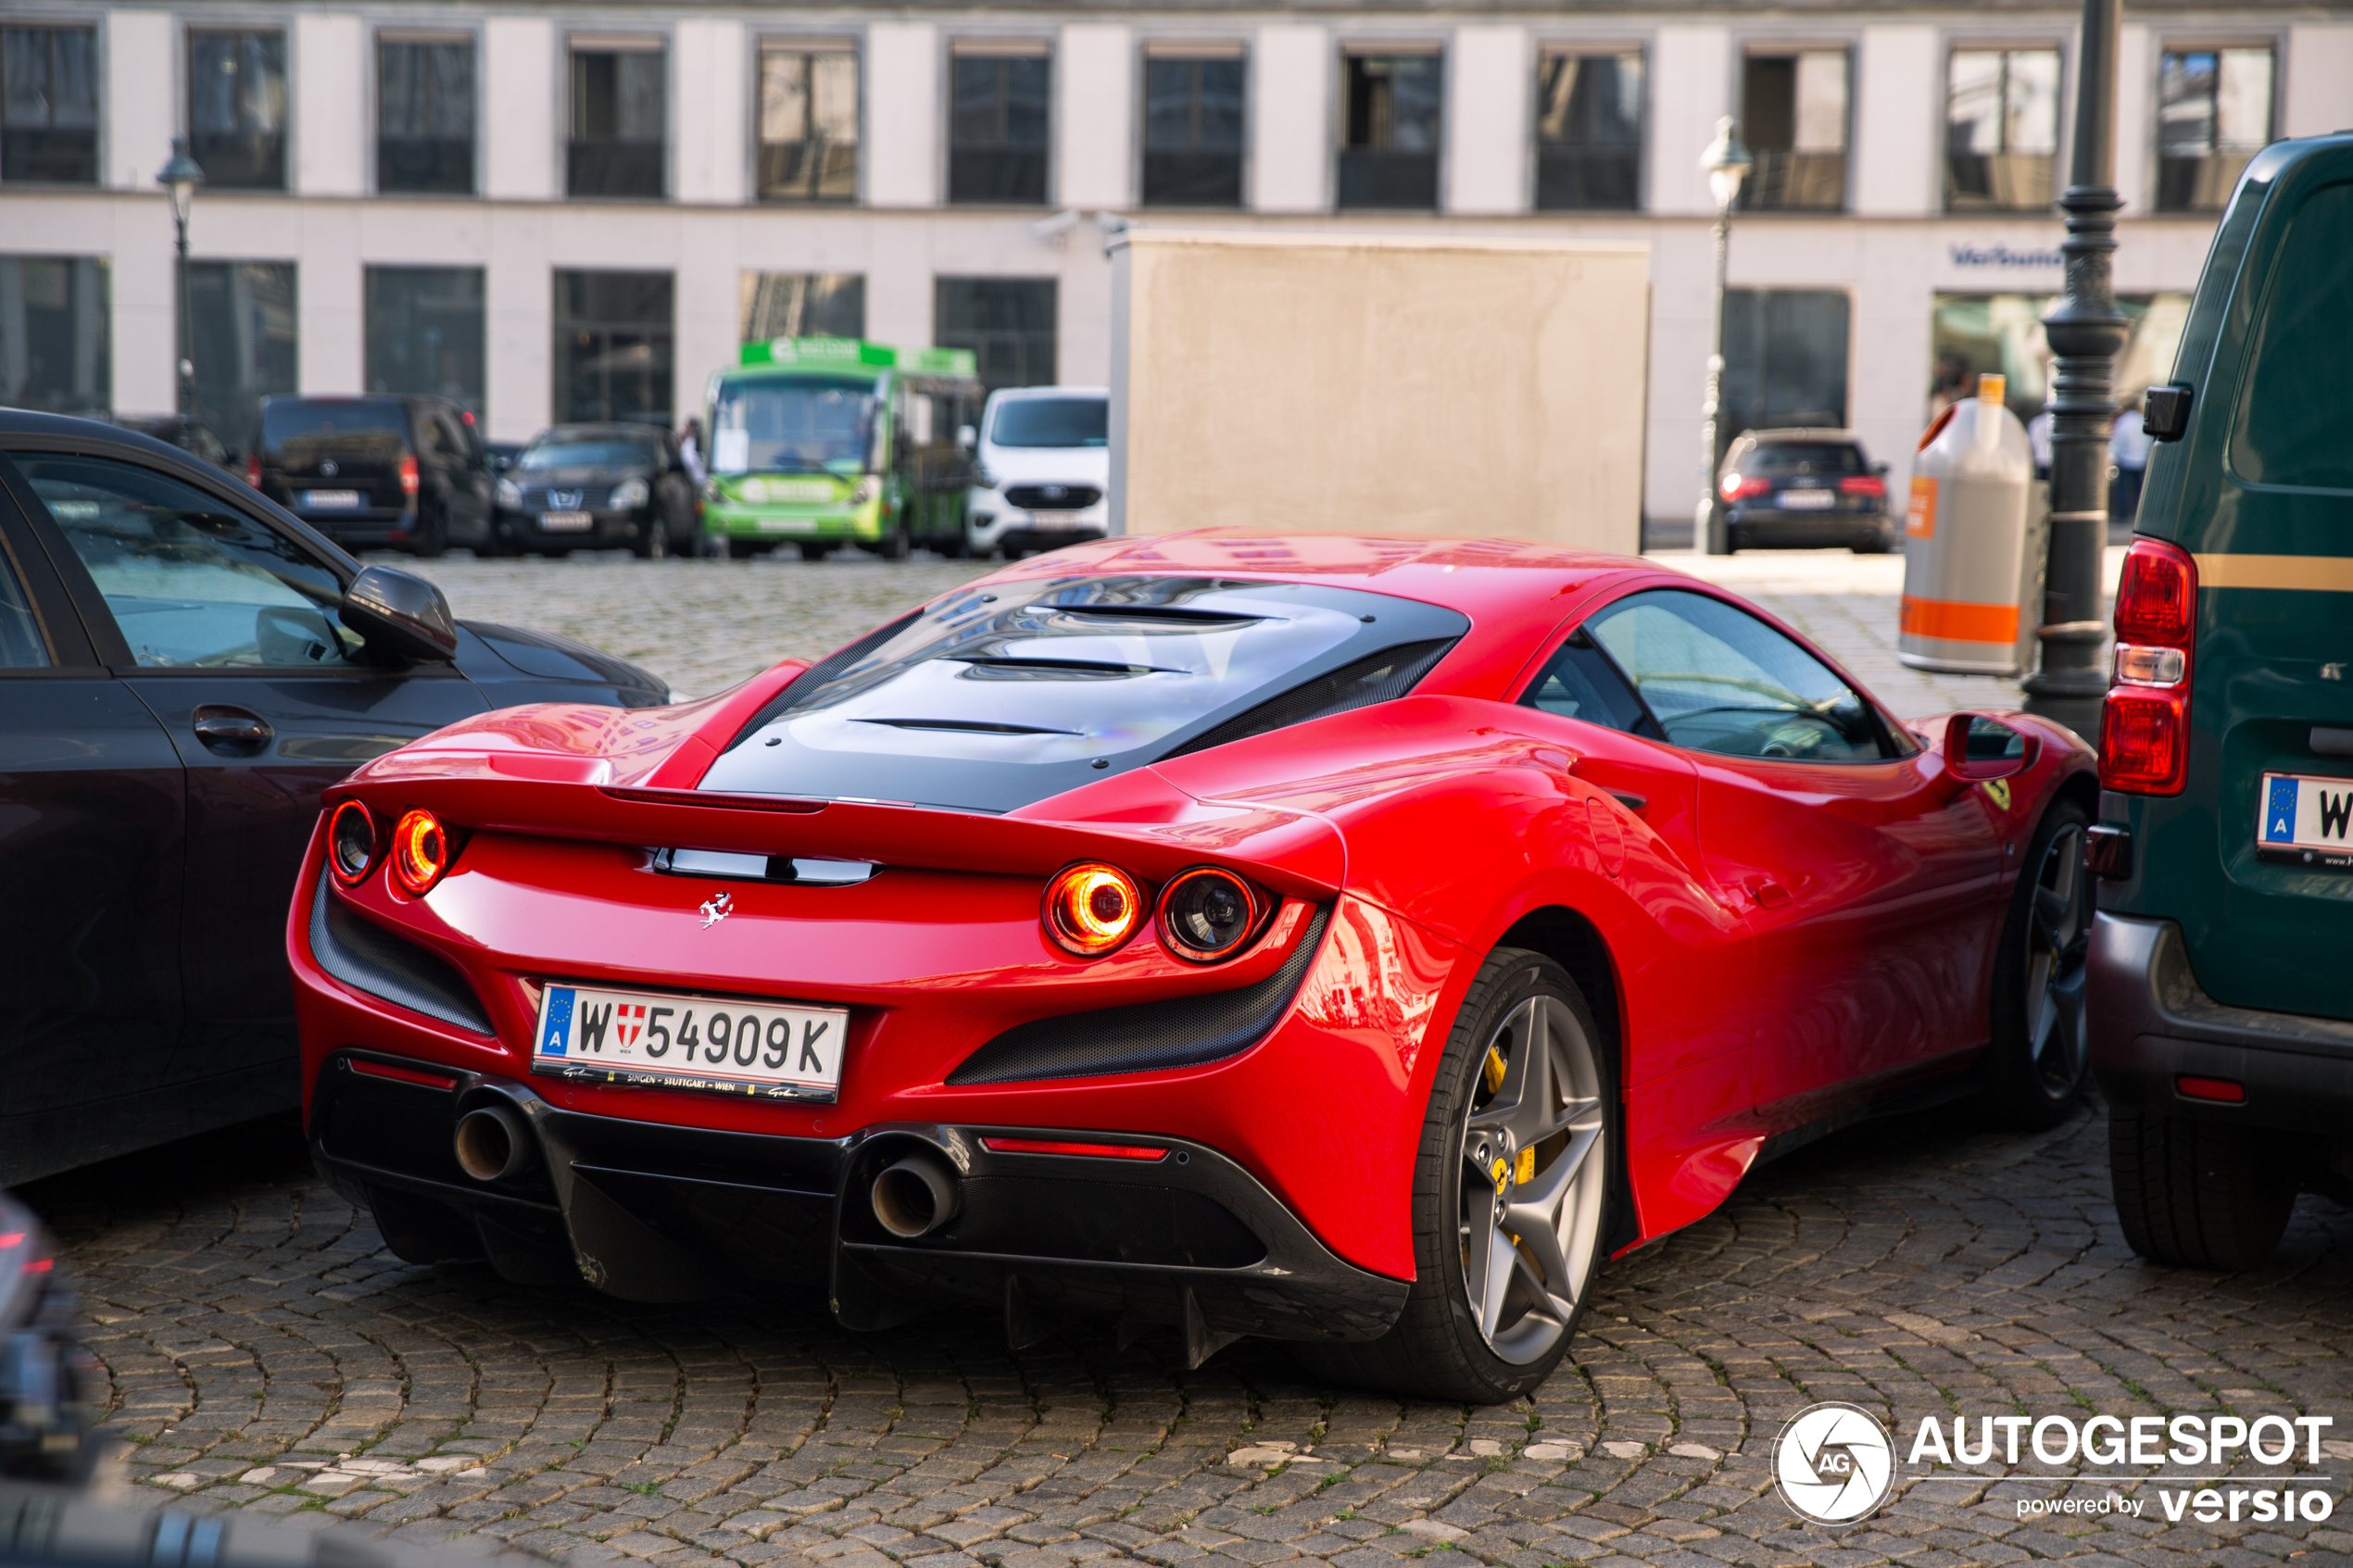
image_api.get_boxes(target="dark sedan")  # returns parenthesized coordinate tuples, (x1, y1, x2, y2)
(1715, 430, 1894, 553)
(492, 424, 698, 558)
(0, 410, 668, 1185)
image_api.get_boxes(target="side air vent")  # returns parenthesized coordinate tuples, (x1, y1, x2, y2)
(947, 907, 1329, 1085)
(310, 881, 495, 1035)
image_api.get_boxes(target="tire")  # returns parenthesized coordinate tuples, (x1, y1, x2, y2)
(481, 519, 519, 558)
(729, 539, 769, 560)
(798, 540, 834, 561)
(630, 514, 661, 559)
(875, 522, 911, 561)
(937, 529, 970, 560)
(2108, 1106, 2297, 1270)
(408, 508, 447, 559)
(1852, 531, 1893, 555)
(1978, 797, 2092, 1128)
(366, 1185, 483, 1266)
(1293, 948, 1616, 1403)
(1726, 527, 1748, 554)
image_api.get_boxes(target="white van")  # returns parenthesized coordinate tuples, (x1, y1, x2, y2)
(963, 386, 1109, 558)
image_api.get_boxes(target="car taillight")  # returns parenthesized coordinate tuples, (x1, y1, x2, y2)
(245, 454, 263, 488)
(328, 800, 377, 886)
(399, 456, 421, 497)
(1158, 868, 1268, 962)
(389, 808, 451, 895)
(1042, 862, 1143, 957)
(2101, 539, 2198, 796)
(1719, 474, 1771, 500)
(1838, 475, 1885, 497)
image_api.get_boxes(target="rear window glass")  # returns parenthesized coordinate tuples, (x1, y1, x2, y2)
(262, 399, 408, 447)
(2230, 181, 2353, 491)
(698, 576, 1469, 813)
(990, 398, 1109, 449)
(1744, 443, 1864, 475)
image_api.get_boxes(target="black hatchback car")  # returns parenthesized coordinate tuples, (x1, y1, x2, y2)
(492, 424, 698, 557)
(253, 395, 497, 558)
(0, 411, 668, 1185)
(1715, 429, 1895, 553)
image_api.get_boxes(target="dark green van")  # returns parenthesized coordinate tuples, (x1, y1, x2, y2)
(2090, 132, 2353, 1269)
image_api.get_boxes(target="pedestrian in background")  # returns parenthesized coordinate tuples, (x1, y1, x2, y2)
(679, 417, 707, 487)
(2109, 397, 2150, 528)
(2027, 408, 2053, 483)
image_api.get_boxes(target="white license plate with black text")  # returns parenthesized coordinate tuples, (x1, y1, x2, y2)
(2256, 771, 2353, 867)
(303, 489, 362, 508)
(532, 984, 847, 1100)
(1779, 489, 1835, 510)
(539, 510, 593, 532)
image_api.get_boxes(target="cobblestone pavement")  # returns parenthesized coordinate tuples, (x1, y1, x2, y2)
(45, 538, 2341, 1567)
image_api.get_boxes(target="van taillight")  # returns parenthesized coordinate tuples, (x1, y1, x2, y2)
(2100, 538, 2198, 795)
(399, 456, 421, 497)
(245, 454, 262, 488)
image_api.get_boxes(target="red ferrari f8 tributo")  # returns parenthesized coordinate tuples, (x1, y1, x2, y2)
(291, 533, 2093, 1400)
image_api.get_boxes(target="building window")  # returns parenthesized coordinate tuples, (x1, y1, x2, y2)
(950, 44, 1050, 205)
(555, 270, 672, 424)
(740, 273, 865, 343)
(1535, 50, 1642, 211)
(2, 27, 99, 184)
(1142, 46, 1244, 207)
(188, 30, 287, 191)
(365, 267, 484, 417)
(758, 43, 857, 203)
(1721, 288, 1850, 457)
(570, 40, 665, 199)
(0, 257, 107, 413)
(2158, 46, 2272, 213)
(378, 36, 475, 194)
(1739, 49, 1846, 212)
(188, 261, 296, 457)
(1944, 49, 2059, 212)
(1340, 50, 1441, 210)
(935, 277, 1054, 397)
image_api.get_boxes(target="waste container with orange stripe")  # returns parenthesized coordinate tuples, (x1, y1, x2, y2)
(1898, 373, 2045, 675)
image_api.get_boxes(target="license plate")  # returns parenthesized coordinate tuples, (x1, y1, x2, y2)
(2255, 771, 2353, 867)
(755, 516, 815, 533)
(539, 510, 593, 532)
(531, 983, 847, 1100)
(303, 489, 361, 508)
(1779, 489, 1835, 510)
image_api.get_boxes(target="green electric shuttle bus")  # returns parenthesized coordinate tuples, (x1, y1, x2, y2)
(701, 337, 983, 559)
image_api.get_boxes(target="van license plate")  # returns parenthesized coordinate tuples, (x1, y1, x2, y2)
(539, 511, 593, 532)
(1779, 489, 1834, 509)
(532, 983, 846, 1100)
(303, 490, 361, 508)
(2256, 771, 2353, 867)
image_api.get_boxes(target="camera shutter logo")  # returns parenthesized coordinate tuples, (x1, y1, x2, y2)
(1774, 1402, 1894, 1524)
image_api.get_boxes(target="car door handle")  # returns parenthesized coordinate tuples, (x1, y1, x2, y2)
(193, 706, 273, 754)
(1744, 876, 1793, 908)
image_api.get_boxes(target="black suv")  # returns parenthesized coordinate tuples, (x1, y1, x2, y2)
(1715, 430, 1895, 553)
(254, 395, 496, 557)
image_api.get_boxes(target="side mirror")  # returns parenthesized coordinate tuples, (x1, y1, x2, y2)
(2144, 383, 2194, 441)
(956, 425, 977, 456)
(341, 565, 459, 664)
(1944, 711, 2040, 783)
(1874, 461, 1889, 476)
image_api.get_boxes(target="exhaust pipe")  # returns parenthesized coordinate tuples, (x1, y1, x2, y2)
(454, 1104, 537, 1183)
(871, 1152, 961, 1239)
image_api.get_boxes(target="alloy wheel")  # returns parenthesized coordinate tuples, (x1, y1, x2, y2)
(2023, 822, 2090, 1093)
(1455, 994, 1608, 1365)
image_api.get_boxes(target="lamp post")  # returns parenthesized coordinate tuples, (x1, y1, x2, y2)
(1695, 118, 1753, 554)
(2022, 0, 2126, 737)
(157, 138, 205, 434)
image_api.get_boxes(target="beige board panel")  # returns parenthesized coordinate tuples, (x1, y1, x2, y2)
(1112, 232, 1649, 553)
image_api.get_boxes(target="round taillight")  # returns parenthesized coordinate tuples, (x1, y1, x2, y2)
(389, 808, 450, 895)
(1043, 862, 1143, 957)
(1158, 868, 1265, 962)
(328, 800, 377, 886)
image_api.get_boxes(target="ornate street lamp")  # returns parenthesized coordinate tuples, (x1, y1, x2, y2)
(157, 138, 205, 432)
(1696, 117, 1753, 554)
(2022, 0, 2127, 738)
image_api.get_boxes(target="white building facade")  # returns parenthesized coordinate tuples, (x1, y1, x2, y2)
(3, 1, 2347, 532)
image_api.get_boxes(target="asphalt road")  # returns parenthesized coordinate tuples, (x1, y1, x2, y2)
(40, 543, 2344, 1568)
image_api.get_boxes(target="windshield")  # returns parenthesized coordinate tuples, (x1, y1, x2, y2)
(262, 399, 406, 447)
(698, 576, 1470, 813)
(520, 440, 659, 470)
(990, 397, 1108, 449)
(711, 376, 878, 473)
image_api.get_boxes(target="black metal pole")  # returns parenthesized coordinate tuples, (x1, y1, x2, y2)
(2022, 0, 2128, 737)
(174, 210, 193, 428)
